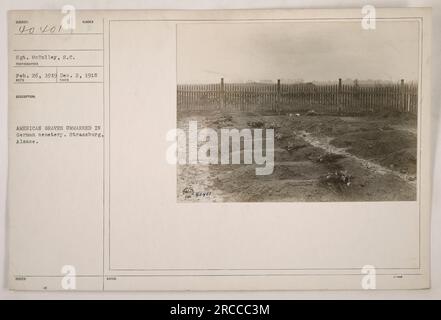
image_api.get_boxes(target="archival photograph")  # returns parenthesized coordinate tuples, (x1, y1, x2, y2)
(176, 21, 419, 202)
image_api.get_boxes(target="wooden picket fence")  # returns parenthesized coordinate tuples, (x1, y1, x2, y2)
(177, 78, 418, 115)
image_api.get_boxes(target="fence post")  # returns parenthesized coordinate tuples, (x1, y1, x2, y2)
(400, 79, 405, 112)
(353, 80, 359, 114)
(220, 78, 225, 110)
(338, 78, 342, 113)
(276, 79, 281, 113)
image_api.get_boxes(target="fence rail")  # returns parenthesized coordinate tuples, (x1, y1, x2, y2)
(177, 78, 418, 114)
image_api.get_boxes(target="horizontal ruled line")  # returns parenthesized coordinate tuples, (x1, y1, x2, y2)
(14, 33, 103, 36)
(15, 273, 424, 278)
(13, 49, 103, 52)
(13, 65, 104, 68)
(14, 81, 104, 84)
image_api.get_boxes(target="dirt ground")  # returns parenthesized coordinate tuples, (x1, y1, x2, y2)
(177, 110, 417, 202)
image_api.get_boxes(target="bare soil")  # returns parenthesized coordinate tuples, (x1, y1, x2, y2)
(177, 110, 417, 202)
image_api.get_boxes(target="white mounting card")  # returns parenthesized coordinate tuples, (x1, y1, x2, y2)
(7, 8, 432, 291)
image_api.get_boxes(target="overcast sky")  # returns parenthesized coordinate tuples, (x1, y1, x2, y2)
(177, 20, 419, 84)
